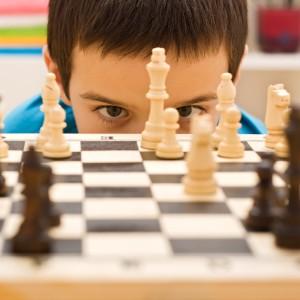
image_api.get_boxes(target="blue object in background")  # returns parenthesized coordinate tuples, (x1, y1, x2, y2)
(0, 47, 42, 55)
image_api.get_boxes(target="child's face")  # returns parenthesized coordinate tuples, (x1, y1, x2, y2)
(47, 45, 229, 133)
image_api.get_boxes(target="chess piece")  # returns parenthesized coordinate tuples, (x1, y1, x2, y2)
(265, 84, 290, 149)
(212, 73, 236, 149)
(275, 108, 290, 158)
(245, 159, 277, 231)
(156, 108, 184, 159)
(0, 162, 7, 197)
(141, 48, 170, 150)
(23, 146, 60, 227)
(43, 105, 72, 159)
(36, 73, 60, 151)
(12, 147, 51, 254)
(0, 98, 8, 158)
(183, 115, 218, 195)
(218, 106, 245, 159)
(273, 106, 300, 249)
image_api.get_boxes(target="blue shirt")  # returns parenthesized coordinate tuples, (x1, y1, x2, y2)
(4, 95, 266, 134)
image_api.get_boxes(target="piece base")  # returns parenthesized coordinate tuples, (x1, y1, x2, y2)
(155, 150, 184, 160)
(265, 134, 282, 150)
(275, 144, 289, 158)
(141, 140, 160, 150)
(156, 144, 184, 160)
(273, 213, 300, 249)
(245, 215, 273, 232)
(12, 236, 51, 254)
(43, 144, 72, 159)
(218, 143, 245, 159)
(183, 176, 217, 196)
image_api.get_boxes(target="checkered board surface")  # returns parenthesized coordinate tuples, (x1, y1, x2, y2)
(0, 134, 299, 281)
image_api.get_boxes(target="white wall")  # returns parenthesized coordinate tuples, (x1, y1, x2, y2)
(0, 55, 46, 113)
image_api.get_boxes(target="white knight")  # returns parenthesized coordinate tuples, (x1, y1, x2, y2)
(265, 84, 290, 149)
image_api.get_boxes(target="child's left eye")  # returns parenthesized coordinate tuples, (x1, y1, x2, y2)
(96, 106, 129, 119)
(177, 105, 207, 119)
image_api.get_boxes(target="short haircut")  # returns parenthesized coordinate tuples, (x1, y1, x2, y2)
(48, 0, 248, 97)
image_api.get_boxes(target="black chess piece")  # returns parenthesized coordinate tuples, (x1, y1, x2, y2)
(20, 146, 61, 227)
(273, 106, 300, 249)
(12, 146, 51, 254)
(0, 162, 7, 197)
(259, 152, 286, 207)
(245, 159, 277, 231)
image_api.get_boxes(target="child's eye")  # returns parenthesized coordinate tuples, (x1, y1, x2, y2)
(96, 106, 129, 120)
(177, 105, 207, 119)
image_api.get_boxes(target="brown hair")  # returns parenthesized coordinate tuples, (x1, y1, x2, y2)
(48, 0, 248, 97)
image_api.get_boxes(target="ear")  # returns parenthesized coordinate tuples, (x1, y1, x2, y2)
(43, 45, 72, 105)
(234, 44, 248, 84)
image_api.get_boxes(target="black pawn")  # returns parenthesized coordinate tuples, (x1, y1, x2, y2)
(273, 106, 300, 249)
(245, 159, 277, 231)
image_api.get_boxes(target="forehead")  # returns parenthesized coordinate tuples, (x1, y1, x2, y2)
(70, 46, 228, 99)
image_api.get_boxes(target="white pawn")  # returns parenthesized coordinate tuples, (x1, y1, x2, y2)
(156, 108, 184, 159)
(183, 115, 218, 196)
(212, 73, 236, 149)
(141, 48, 170, 150)
(275, 108, 290, 158)
(218, 106, 244, 159)
(0, 100, 8, 158)
(36, 73, 60, 151)
(43, 105, 71, 159)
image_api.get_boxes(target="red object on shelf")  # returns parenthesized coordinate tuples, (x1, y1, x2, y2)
(258, 7, 300, 53)
(0, 0, 48, 15)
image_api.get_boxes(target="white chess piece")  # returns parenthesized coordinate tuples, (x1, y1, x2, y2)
(141, 48, 170, 150)
(43, 105, 71, 159)
(218, 106, 245, 158)
(0, 103, 8, 158)
(275, 108, 290, 158)
(212, 73, 236, 149)
(36, 73, 60, 151)
(265, 84, 290, 149)
(183, 115, 218, 196)
(156, 108, 184, 159)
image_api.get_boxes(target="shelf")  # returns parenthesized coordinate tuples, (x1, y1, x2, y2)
(242, 52, 300, 71)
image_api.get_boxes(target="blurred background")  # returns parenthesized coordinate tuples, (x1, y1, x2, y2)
(0, 0, 300, 121)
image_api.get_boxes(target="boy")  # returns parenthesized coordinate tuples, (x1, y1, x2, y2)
(4, 0, 266, 134)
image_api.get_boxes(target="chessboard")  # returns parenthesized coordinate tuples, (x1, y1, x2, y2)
(0, 134, 299, 300)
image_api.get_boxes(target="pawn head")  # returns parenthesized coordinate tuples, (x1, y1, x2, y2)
(164, 108, 179, 124)
(221, 73, 233, 81)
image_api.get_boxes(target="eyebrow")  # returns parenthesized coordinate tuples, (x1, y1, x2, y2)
(80, 92, 129, 107)
(175, 93, 218, 106)
(80, 91, 217, 107)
